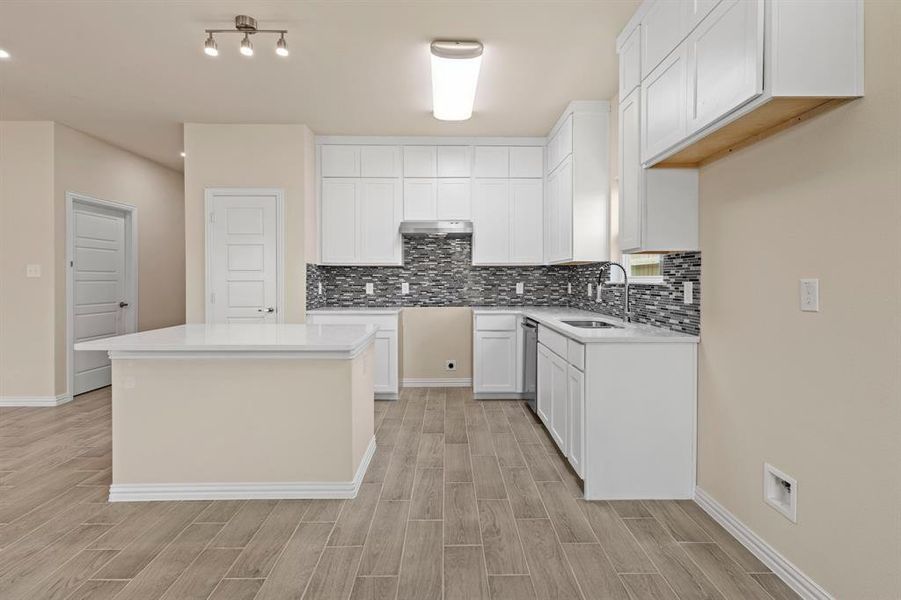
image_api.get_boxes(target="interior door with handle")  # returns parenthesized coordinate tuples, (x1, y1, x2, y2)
(207, 191, 281, 324)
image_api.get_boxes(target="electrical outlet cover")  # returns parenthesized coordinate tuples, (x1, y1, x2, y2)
(800, 278, 819, 312)
(515, 282, 524, 295)
(365, 283, 374, 295)
(401, 282, 409, 295)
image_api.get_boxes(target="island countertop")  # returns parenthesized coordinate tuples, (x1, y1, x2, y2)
(74, 323, 378, 359)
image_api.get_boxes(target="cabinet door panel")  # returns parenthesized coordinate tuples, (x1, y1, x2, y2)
(567, 365, 585, 478)
(641, 0, 686, 78)
(556, 157, 573, 262)
(618, 89, 642, 252)
(320, 179, 357, 263)
(473, 146, 509, 178)
(619, 26, 642, 98)
(437, 146, 472, 177)
(373, 334, 392, 393)
(437, 179, 472, 220)
(537, 344, 552, 425)
(361, 145, 400, 177)
(472, 179, 510, 264)
(549, 352, 568, 449)
(686, 0, 763, 134)
(321, 145, 360, 177)
(683, 0, 723, 33)
(359, 179, 400, 263)
(641, 45, 688, 163)
(509, 179, 543, 264)
(404, 179, 438, 220)
(475, 331, 517, 393)
(403, 146, 437, 177)
(509, 147, 544, 178)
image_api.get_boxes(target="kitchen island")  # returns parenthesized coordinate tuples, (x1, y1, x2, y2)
(75, 323, 377, 502)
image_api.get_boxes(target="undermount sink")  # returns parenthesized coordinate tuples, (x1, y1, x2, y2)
(561, 320, 623, 329)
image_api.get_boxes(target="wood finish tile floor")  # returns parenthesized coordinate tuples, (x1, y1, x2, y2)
(0, 386, 801, 600)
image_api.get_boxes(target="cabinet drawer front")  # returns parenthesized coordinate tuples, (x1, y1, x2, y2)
(474, 314, 518, 331)
(567, 340, 585, 371)
(538, 325, 567, 358)
(307, 313, 398, 331)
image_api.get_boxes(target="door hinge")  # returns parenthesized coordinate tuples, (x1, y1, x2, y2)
(209, 211, 216, 224)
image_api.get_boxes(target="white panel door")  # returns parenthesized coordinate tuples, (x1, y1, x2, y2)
(686, 0, 763, 135)
(473, 146, 509, 178)
(436, 179, 472, 220)
(209, 194, 279, 324)
(73, 205, 129, 394)
(554, 156, 574, 263)
(641, 44, 688, 163)
(567, 365, 585, 478)
(360, 145, 400, 177)
(683, 0, 724, 33)
(509, 147, 544, 178)
(619, 89, 643, 253)
(359, 178, 401, 264)
(472, 179, 510, 264)
(548, 350, 568, 449)
(321, 179, 358, 263)
(474, 331, 517, 393)
(437, 146, 471, 177)
(537, 344, 552, 425)
(320, 145, 360, 177)
(403, 146, 437, 177)
(641, 0, 687, 77)
(509, 179, 543, 264)
(619, 26, 642, 99)
(403, 179, 438, 220)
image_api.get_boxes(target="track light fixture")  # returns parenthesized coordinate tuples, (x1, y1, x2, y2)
(203, 15, 289, 58)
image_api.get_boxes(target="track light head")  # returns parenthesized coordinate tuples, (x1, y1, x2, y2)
(240, 33, 254, 56)
(203, 33, 218, 57)
(276, 34, 289, 57)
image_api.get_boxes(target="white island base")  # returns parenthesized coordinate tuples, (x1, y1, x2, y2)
(75, 324, 377, 502)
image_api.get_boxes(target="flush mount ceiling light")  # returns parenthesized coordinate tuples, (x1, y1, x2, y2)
(430, 40, 483, 121)
(203, 15, 288, 58)
(0, 48, 10, 59)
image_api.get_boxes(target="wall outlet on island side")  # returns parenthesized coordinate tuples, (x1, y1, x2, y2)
(445, 360, 457, 371)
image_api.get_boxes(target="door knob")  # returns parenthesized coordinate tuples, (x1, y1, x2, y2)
(258, 307, 275, 313)
(119, 301, 129, 308)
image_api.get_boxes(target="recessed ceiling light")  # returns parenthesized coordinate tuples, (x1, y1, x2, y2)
(0, 48, 10, 59)
(430, 40, 483, 121)
(180, 151, 186, 158)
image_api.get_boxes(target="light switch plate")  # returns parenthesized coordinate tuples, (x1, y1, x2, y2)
(515, 282, 524, 295)
(401, 282, 409, 295)
(800, 278, 819, 312)
(25, 264, 41, 278)
(683, 281, 693, 304)
(365, 283, 374, 295)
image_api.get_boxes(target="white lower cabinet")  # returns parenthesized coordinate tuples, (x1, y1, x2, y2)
(305, 311, 400, 399)
(537, 344, 552, 424)
(473, 313, 522, 396)
(567, 365, 585, 478)
(536, 337, 584, 476)
(547, 347, 568, 449)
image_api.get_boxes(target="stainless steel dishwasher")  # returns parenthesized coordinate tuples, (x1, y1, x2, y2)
(521, 317, 539, 414)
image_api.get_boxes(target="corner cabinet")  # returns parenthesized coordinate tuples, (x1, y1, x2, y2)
(320, 177, 402, 265)
(544, 102, 610, 264)
(618, 0, 864, 168)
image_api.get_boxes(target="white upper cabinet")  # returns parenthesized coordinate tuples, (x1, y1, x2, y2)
(621, 0, 863, 167)
(686, 0, 763, 134)
(320, 178, 401, 265)
(472, 179, 510, 264)
(474, 146, 510, 178)
(320, 145, 360, 177)
(320, 179, 358, 263)
(618, 90, 642, 253)
(544, 102, 609, 265)
(437, 179, 472, 220)
(641, 45, 688, 163)
(640, 0, 687, 78)
(360, 146, 401, 177)
(509, 147, 544, 178)
(436, 146, 472, 177)
(509, 179, 544, 264)
(619, 25, 642, 99)
(403, 145, 437, 177)
(403, 179, 438, 220)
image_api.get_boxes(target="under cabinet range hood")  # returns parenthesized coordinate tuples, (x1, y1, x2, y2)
(399, 220, 472, 237)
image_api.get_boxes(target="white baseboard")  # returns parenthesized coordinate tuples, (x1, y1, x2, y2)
(694, 487, 833, 600)
(402, 378, 472, 388)
(109, 437, 378, 503)
(0, 394, 73, 407)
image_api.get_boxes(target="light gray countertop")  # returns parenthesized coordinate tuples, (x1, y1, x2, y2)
(307, 307, 403, 315)
(472, 306, 699, 344)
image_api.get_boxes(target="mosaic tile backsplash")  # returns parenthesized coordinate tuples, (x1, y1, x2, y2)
(307, 236, 701, 335)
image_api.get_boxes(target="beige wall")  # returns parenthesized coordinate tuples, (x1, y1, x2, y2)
(0, 122, 185, 399)
(183, 124, 314, 324)
(402, 307, 472, 381)
(0, 122, 56, 397)
(697, 2, 901, 597)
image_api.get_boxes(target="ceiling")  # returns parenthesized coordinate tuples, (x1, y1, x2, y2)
(0, 1, 639, 171)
